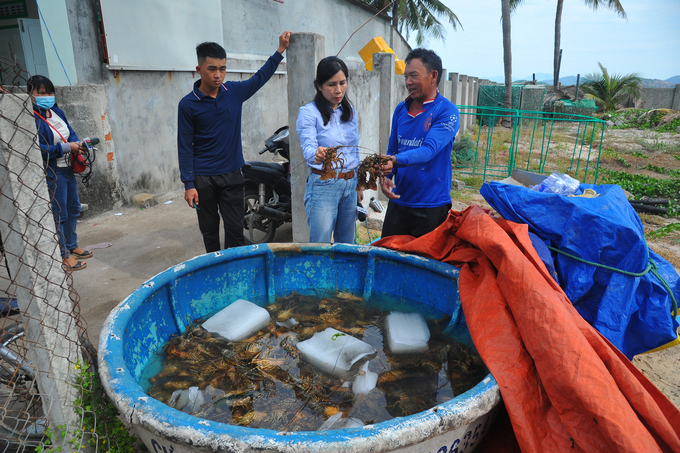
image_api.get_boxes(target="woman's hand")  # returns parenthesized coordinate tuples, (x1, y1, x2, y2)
(69, 142, 81, 153)
(314, 146, 327, 164)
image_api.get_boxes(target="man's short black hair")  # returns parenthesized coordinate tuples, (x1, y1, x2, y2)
(405, 48, 443, 85)
(196, 42, 226, 64)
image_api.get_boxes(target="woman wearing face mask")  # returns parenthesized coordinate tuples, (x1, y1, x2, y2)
(296, 56, 361, 243)
(28, 75, 92, 271)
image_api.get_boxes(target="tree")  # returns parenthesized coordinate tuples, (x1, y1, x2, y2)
(581, 62, 641, 111)
(502, 0, 512, 118)
(361, 0, 462, 45)
(500, 0, 525, 125)
(553, 0, 626, 88)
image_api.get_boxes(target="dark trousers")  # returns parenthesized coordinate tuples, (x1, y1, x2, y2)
(194, 172, 245, 253)
(381, 202, 452, 239)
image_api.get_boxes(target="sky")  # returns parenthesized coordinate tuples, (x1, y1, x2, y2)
(413, 0, 680, 81)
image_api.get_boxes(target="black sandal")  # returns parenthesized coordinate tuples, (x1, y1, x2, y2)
(69, 249, 93, 259)
(62, 260, 87, 272)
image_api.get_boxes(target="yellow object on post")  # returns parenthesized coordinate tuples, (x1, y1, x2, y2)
(359, 37, 404, 75)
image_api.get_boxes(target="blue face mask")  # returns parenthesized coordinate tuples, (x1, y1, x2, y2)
(35, 96, 55, 110)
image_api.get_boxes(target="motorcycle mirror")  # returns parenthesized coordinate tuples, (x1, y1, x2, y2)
(273, 129, 289, 141)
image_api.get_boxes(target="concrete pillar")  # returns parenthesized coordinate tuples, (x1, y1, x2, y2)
(0, 94, 82, 441)
(472, 77, 480, 106)
(672, 84, 680, 111)
(471, 77, 479, 132)
(286, 33, 324, 243)
(459, 75, 469, 133)
(439, 69, 450, 100)
(449, 72, 460, 105)
(467, 77, 476, 131)
(373, 52, 395, 155)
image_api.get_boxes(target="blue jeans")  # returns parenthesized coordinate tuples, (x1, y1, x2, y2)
(304, 173, 357, 243)
(46, 166, 80, 258)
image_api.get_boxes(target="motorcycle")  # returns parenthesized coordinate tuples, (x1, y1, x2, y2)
(242, 126, 292, 244)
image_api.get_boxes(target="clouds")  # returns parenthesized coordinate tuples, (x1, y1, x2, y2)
(417, 0, 680, 80)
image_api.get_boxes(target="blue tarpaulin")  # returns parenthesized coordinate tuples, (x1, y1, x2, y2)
(480, 182, 680, 358)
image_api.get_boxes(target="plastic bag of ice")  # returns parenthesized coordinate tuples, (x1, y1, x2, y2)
(318, 412, 365, 431)
(170, 386, 205, 413)
(297, 328, 376, 378)
(352, 361, 378, 395)
(202, 299, 270, 342)
(385, 312, 430, 354)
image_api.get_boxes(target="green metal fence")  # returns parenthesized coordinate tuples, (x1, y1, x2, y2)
(452, 106, 606, 185)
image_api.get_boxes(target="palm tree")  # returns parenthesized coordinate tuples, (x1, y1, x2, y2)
(361, 0, 462, 45)
(502, 0, 512, 116)
(500, 0, 525, 124)
(552, 0, 626, 88)
(581, 62, 641, 111)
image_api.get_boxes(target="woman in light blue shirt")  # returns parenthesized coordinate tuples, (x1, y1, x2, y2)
(296, 56, 361, 243)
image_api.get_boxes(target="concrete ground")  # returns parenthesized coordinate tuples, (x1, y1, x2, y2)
(74, 190, 293, 344)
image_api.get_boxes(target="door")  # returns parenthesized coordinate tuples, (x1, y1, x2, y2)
(0, 26, 27, 83)
(18, 18, 48, 78)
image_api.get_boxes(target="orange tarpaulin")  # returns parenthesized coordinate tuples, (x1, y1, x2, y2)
(375, 206, 680, 452)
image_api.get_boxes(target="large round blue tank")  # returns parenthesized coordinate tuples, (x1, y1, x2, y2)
(99, 243, 501, 453)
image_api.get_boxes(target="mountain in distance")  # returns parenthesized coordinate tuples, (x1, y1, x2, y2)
(487, 74, 680, 87)
(487, 73, 574, 84)
(641, 78, 674, 88)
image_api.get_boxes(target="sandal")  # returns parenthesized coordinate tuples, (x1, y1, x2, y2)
(62, 260, 87, 272)
(69, 249, 93, 259)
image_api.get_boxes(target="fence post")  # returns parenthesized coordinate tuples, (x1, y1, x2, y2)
(471, 77, 479, 131)
(286, 32, 325, 243)
(459, 75, 469, 133)
(467, 77, 477, 133)
(373, 52, 395, 158)
(0, 93, 82, 440)
(449, 72, 460, 106)
(439, 69, 450, 100)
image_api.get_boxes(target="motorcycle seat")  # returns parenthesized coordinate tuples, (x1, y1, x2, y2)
(243, 161, 286, 178)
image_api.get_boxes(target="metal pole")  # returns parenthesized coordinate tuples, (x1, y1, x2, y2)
(575, 74, 581, 101)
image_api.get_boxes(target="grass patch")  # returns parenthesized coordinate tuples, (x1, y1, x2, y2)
(356, 223, 381, 245)
(647, 222, 680, 239)
(599, 169, 680, 216)
(604, 109, 680, 133)
(458, 175, 484, 190)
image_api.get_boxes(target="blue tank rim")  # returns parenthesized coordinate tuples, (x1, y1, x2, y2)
(98, 243, 501, 450)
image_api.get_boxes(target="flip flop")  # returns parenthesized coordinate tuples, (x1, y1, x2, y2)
(69, 249, 93, 259)
(62, 260, 87, 272)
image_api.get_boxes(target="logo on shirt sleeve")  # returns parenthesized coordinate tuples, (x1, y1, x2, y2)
(423, 114, 433, 132)
(441, 114, 459, 132)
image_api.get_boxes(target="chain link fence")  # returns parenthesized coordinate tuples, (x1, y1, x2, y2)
(0, 48, 136, 452)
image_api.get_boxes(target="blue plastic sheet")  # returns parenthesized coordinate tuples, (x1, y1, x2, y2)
(480, 182, 680, 358)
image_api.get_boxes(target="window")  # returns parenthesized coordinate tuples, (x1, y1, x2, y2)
(0, 1, 27, 19)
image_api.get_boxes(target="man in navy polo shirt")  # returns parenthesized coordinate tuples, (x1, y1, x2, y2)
(380, 48, 460, 238)
(178, 32, 291, 253)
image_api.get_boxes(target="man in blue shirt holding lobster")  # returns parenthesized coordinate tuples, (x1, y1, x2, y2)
(177, 32, 291, 253)
(380, 48, 460, 238)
